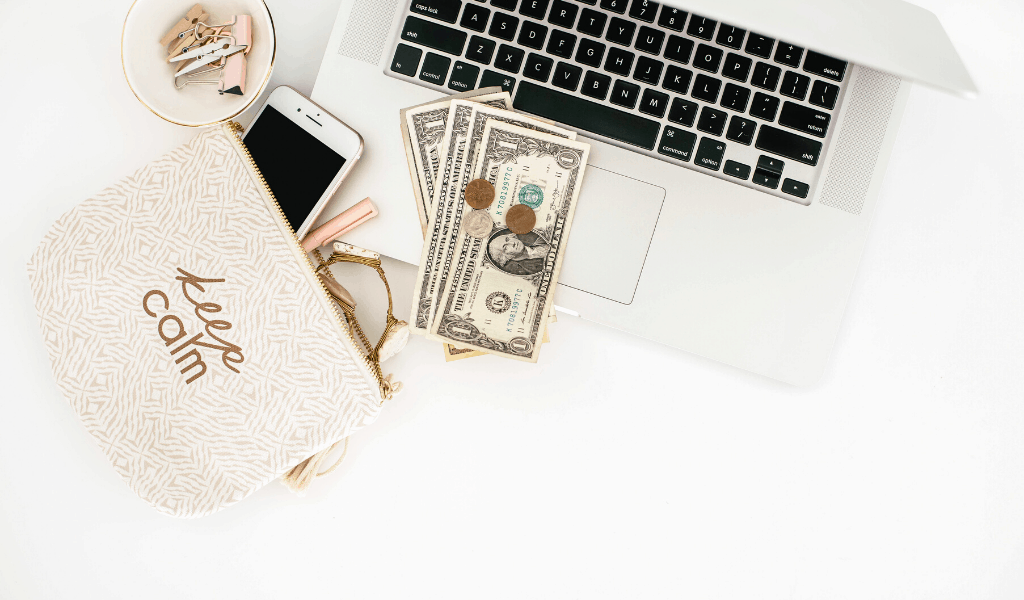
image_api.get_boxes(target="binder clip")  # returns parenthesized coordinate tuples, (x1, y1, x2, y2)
(162, 9, 252, 96)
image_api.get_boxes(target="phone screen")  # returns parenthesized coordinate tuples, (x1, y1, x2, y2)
(243, 105, 347, 231)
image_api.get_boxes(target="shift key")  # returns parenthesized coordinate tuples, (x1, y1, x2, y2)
(401, 16, 467, 55)
(755, 125, 822, 166)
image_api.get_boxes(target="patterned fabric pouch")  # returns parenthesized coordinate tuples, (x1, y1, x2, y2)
(27, 123, 397, 518)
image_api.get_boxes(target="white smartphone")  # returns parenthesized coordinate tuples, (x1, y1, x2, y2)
(243, 86, 364, 239)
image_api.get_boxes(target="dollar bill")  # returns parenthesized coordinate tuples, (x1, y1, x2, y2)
(443, 328, 549, 362)
(427, 122, 590, 362)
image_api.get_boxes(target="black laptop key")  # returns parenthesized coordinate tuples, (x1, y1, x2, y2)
(495, 44, 526, 72)
(479, 69, 517, 93)
(720, 83, 750, 112)
(547, 29, 577, 58)
(778, 101, 831, 138)
(749, 92, 780, 121)
(774, 42, 804, 68)
(716, 25, 746, 49)
(606, 17, 636, 45)
(697, 106, 727, 136)
(599, 0, 627, 14)
(552, 61, 583, 90)
(523, 52, 554, 81)
(576, 38, 606, 67)
(781, 178, 810, 199)
(466, 35, 497, 64)
(744, 33, 774, 58)
(419, 52, 451, 85)
(577, 8, 607, 36)
(520, 0, 550, 19)
(460, 4, 491, 31)
(491, 0, 517, 9)
(639, 88, 669, 117)
(448, 61, 480, 91)
(633, 56, 663, 84)
(489, 12, 520, 40)
(518, 20, 548, 48)
(803, 50, 847, 81)
(694, 137, 726, 170)
(691, 73, 722, 103)
(757, 155, 784, 175)
(755, 125, 822, 165)
(668, 97, 698, 126)
(658, 7, 686, 31)
(411, 0, 463, 23)
(390, 43, 422, 76)
(664, 35, 694, 64)
(581, 70, 612, 99)
(634, 26, 665, 54)
(724, 160, 751, 179)
(722, 53, 752, 82)
(548, 0, 578, 27)
(663, 65, 692, 94)
(514, 81, 661, 149)
(751, 62, 781, 91)
(657, 126, 697, 161)
(402, 16, 468, 55)
(752, 169, 780, 189)
(809, 80, 840, 110)
(780, 71, 810, 100)
(687, 15, 716, 40)
(693, 44, 723, 73)
(575, 0, 596, 3)
(604, 47, 635, 76)
(725, 115, 756, 145)
(629, 0, 659, 22)
(610, 79, 641, 108)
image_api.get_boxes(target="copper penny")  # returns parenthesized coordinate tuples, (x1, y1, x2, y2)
(463, 210, 493, 239)
(505, 204, 536, 235)
(464, 179, 495, 209)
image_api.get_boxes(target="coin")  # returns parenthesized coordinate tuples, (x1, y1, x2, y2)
(505, 204, 536, 235)
(465, 179, 495, 209)
(463, 209, 493, 238)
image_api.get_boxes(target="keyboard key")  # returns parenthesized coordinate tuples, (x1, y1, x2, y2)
(668, 97, 698, 126)
(548, 0, 578, 27)
(577, 8, 607, 36)
(664, 35, 694, 64)
(411, 0, 463, 23)
(629, 0, 659, 22)
(518, 20, 548, 48)
(604, 47, 635, 75)
(576, 38, 606, 67)
(697, 106, 727, 135)
(448, 61, 480, 90)
(780, 71, 810, 100)
(419, 52, 451, 85)
(751, 62, 781, 91)
(489, 12, 520, 40)
(722, 53, 752, 82)
(694, 137, 726, 170)
(693, 43, 723, 73)
(778, 101, 831, 138)
(658, 7, 686, 31)
(639, 88, 669, 117)
(547, 29, 577, 58)
(749, 92, 780, 121)
(495, 44, 526, 72)
(687, 15, 716, 40)
(600, 0, 628, 14)
(520, 0, 550, 19)
(755, 125, 822, 165)
(663, 65, 692, 94)
(492, 0, 517, 9)
(720, 83, 750, 112)
(781, 178, 809, 199)
(607, 17, 636, 45)
(809, 80, 840, 110)
(774, 42, 804, 68)
(581, 70, 611, 99)
(758, 155, 785, 174)
(803, 50, 847, 81)
(610, 79, 641, 108)
(514, 80, 661, 149)
(753, 169, 780, 189)
(634, 26, 665, 54)
(633, 56, 663, 84)
(552, 61, 583, 90)
(715, 24, 746, 49)
(744, 33, 774, 58)
(723, 160, 751, 179)
(402, 16, 468, 55)
(726, 115, 756, 145)
(523, 52, 554, 81)
(460, 4, 491, 31)
(479, 69, 517, 93)
(657, 126, 697, 161)
(466, 35, 496, 64)
(390, 43, 422, 76)
(691, 73, 722, 103)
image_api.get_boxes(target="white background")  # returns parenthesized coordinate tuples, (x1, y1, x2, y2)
(1, 0, 1022, 598)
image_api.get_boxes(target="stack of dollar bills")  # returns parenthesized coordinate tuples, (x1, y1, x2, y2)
(400, 87, 591, 363)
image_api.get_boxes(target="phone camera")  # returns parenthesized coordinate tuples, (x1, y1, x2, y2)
(297, 108, 301, 112)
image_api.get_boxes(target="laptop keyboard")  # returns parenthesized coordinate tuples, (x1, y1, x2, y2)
(386, 0, 851, 205)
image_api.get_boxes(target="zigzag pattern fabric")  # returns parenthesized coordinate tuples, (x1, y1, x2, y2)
(27, 127, 381, 518)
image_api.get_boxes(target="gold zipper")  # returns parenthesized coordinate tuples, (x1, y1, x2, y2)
(224, 121, 389, 401)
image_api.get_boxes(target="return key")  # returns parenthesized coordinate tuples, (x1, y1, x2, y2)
(778, 102, 831, 138)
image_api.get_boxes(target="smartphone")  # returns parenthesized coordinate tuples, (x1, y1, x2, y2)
(242, 86, 363, 239)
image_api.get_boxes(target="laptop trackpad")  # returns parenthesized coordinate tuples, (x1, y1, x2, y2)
(558, 166, 664, 305)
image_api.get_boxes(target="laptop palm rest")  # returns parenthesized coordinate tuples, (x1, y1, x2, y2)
(557, 166, 665, 305)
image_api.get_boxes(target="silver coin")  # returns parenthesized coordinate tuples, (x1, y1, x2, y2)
(463, 209, 493, 238)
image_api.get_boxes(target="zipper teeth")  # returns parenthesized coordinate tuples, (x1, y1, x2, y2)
(225, 121, 385, 396)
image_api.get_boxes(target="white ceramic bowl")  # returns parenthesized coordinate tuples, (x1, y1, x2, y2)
(122, 0, 276, 127)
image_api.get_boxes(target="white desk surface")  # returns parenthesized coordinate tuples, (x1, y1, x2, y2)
(1, 0, 1022, 598)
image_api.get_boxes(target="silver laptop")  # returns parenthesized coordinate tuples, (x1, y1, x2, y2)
(309, 0, 975, 385)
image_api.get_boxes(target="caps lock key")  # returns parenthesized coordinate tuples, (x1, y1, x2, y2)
(410, 0, 463, 24)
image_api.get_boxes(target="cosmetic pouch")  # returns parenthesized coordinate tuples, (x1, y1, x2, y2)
(27, 123, 397, 518)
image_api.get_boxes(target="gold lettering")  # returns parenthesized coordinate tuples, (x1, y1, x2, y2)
(143, 290, 168, 317)
(158, 314, 186, 346)
(174, 349, 207, 384)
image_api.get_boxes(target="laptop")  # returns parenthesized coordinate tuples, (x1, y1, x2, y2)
(309, 0, 975, 385)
